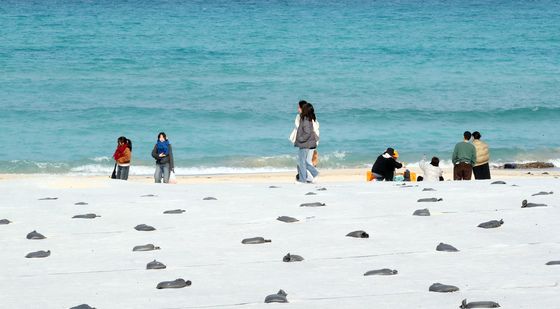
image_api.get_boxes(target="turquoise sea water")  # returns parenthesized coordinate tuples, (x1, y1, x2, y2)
(1, 1, 559, 174)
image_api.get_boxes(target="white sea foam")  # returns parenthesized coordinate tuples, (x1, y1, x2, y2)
(68, 164, 292, 176)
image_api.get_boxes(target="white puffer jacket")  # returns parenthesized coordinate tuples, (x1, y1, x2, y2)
(472, 139, 490, 166)
(419, 159, 443, 182)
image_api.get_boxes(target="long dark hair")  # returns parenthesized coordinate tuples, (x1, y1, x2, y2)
(117, 136, 132, 151)
(300, 103, 316, 121)
(298, 100, 308, 109)
(158, 132, 167, 141)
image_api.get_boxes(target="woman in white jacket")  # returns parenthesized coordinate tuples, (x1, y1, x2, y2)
(419, 156, 443, 182)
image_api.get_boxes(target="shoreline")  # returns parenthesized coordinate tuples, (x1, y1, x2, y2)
(0, 167, 557, 185)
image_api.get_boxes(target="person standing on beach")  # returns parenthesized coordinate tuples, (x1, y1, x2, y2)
(452, 131, 477, 180)
(294, 103, 319, 183)
(472, 131, 491, 179)
(371, 148, 403, 181)
(152, 132, 174, 183)
(291, 100, 320, 181)
(113, 136, 132, 180)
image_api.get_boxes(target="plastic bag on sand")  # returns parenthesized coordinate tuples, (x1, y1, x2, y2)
(169, 172, 177, 184)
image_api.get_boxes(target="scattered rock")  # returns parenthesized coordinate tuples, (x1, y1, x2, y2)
(417, 198, 442, 202)
(26, 230, 46, 240)
(300, 202, 325, 207)
(364, 268, 398, 276)
(135, 224, 156, 231)
(146, 260, 166, 270)
(413, 209, 430, 216)
(316, 187, 327, 191)
(491, 181, 506, 185)
(283, 253, 304, 262)
(163, 209, 186, 214)
(241, 237, 271, 244)
(478, 219, 504, 229)
(203, 197, 217, 200)
(0, 219, 11, 225)
(277, 216, 299, 223)
(38, 197, 58, 200)
(436, 242, 459, 252)
(532, 191, 553, 196)
(422, 188, 436, 191)
(72, 213, 100, 219)
(429, 283, 459, 293)
(74, 202, 88, 205)
(545, 260, 560, 265)
(460, 298, 501, 308)
(346, 230, 369, 238)
(264, 290, 288, 303)
(69, 305, 96, 309)
(156, 278, 191, 289)
(25, 250, 50, 258)
(305, 192, 317, 195)
(521, 200, 547, 208)
(133, 244, 160, 251)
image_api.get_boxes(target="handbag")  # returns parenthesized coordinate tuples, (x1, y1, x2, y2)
(289, 128, 297, 144)
(110, 163, 117, 179)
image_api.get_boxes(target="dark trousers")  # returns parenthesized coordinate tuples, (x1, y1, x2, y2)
(453, 162, 473, 180)
(473, 163, 491, 180)
(117, 166, 129, 180)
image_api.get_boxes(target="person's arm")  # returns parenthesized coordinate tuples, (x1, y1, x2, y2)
(471, 145, 477, 166)
(151, 145, 159, 160)
(394, 159, 403, 169)
(117, 148, 131, 164)
(296, 119, 312, 143)
(168, 144, 174, 171)
(419, 156, 427, 170)
(452, 145, 458, 164)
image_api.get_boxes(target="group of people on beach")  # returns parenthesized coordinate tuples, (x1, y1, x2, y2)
(112, 132, 175, 183)
(111, 100, 490, 184)
(370, 130, 491, 182)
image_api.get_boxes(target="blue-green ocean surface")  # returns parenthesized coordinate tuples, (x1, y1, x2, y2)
(1, 1, 559, 174)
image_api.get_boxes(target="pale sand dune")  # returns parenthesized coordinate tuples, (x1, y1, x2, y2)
(0, 175, 559, 308)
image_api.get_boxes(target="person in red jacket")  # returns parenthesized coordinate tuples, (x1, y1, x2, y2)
(113, 136, 132, 180)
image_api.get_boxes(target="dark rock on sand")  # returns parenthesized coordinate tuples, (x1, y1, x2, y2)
(300, 202, 325, 207)
(26, 230, 46, 239)
(69, 305, 96, 309)
(283, 253, 304, 262)
(133, 244, 160, 251)
(364, 268, 398, 276)
(460, 299, 501, 308)
(277, 216, 299, 223)
(305, 192, 317, 195)
(413, 208, 431, 216)
(436, 242, 459, 252)
(134, 224, 156, 231)
(422, 188, 436, 191)
(317, 187, 327, 191)
(147, 260, 166, 270)
(72, 213, 100, 219)
(38, 197, 58, 200)
(429, 283, 459, 292)
(478, 219, 504, 229)
(346, 230, 369, 238)
(264, 290, 288, 303)
(0, 219, 11, 225)
(417, 198, 443, 202)
(74, 202, 89, 205)
(521, 200, 547, 208)
(242, 237, 271, 244)
(163, 209, 186, 214)
(546, 260, 560, 265)
(532, 191, 553, 196)
(156, 278, 191, 289)
(203, 197, 217, 200)
(25, 250, 51, 258)
(141, 194, 157, 197)
(269, 185, 280, 188)
(491, 181, 506, 185)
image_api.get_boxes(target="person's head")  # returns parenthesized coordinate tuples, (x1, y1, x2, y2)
(300, 102, 316, 121)
(463, 131, 472, 141)
(472, 131, 481, 140)
(117, 136, 127, 145)
(298, 100, 307, 114)
(158, 132, 167, 142)
(430, 157, 440, 167)
(385, 147, 395, 156)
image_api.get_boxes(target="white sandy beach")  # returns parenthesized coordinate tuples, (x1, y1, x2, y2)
(1, 173, 559, 308)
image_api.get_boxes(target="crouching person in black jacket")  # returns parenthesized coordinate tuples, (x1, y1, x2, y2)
(371, 148, 403, 181)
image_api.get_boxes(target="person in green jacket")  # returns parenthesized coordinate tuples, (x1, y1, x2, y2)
(452, 131, 477, 180)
